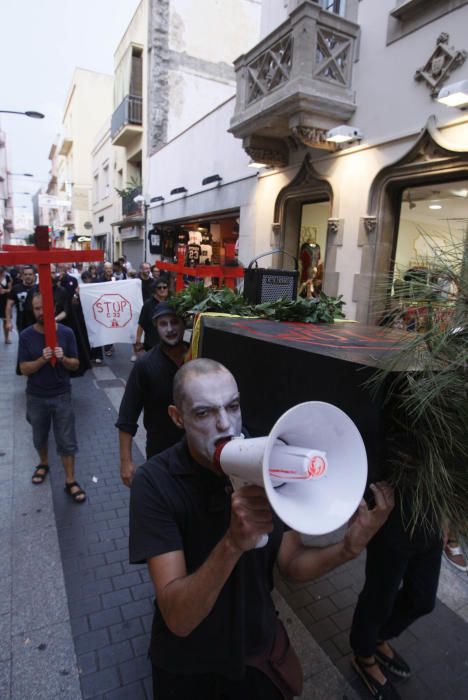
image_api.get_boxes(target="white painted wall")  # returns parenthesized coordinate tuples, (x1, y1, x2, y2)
(353, 0, 468, 141)
(169, 0, 261, 62)
(150, 98, 252, 196)
(165, 0, 261, 141)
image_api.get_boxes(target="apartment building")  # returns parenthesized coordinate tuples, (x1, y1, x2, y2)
(55, 68, 113, 250)
(110, 0, 149, 264)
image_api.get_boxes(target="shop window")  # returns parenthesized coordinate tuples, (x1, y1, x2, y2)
(297, 201, 330, 298)
(387, 0, 468, 45)
(385, 179, 467, 330)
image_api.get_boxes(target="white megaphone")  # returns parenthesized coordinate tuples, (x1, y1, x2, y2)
(214, 401, 367, 546)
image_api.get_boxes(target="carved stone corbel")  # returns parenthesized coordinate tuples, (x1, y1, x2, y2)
(358, 216, 377, 246)
(414, 33, 467, 97)
(290, 125, 337, 151)
(327, 218, 344, 244)
(270, 222, 282, 246)
(243, 135, 289, 168)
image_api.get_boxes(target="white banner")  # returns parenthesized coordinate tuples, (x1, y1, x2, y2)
(79, 279, 143, 347)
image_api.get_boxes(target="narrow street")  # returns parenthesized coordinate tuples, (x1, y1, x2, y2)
(1, 337, 467, 699)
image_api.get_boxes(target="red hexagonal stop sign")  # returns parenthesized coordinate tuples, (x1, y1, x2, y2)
(92, 293, 133, 328)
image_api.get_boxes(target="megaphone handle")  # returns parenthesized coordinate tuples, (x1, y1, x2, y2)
(229, 476, 269, 549)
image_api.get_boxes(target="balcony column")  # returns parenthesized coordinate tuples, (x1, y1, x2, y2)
(288, 2, 320, 86)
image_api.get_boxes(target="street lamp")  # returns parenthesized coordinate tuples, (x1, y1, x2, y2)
(133, 194, 150, 261)
(0, 110, 45, 119)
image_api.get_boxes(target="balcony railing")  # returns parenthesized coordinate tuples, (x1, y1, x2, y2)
(111, 95, 143, 142)
(230, 1, 359, 161)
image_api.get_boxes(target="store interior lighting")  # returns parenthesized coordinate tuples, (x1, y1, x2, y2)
(436, 80, 468, 108)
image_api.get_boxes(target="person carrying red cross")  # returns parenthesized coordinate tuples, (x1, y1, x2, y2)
(17, 291, 86, 503)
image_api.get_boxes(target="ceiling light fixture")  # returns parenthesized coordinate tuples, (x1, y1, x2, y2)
(248, 161, 269, 169)
(436, 80, 468, 108)
(429, 202, 442, 210)
(325, 125, 363, 144)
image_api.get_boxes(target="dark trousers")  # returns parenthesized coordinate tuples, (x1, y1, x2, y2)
(152, 665, 284, 700)
(350, 509, 443, 657)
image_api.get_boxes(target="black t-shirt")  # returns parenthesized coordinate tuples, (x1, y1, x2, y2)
(17, 323, 78, 397)
(58, 273, 78, 300)
(8, 282, 35, 330)
(115, 345, 185, 458)
(137, 296, 160, 351)
(129, 439, 285, 679)
(139, 275, 155, 302)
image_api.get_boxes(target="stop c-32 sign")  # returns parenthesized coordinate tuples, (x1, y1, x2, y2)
(92, 293, 133, 328)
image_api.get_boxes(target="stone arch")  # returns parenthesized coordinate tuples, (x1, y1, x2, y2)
(273, 155, 342, 295)
(353, 116, 468, 323)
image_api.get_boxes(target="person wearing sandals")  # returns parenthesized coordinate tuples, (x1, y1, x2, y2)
(18, 292, 86, 504)
(350, 405, 444, 699)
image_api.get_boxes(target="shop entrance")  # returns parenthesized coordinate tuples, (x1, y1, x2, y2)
(386, 179, 467, 330)
(156, 212, 240, 267)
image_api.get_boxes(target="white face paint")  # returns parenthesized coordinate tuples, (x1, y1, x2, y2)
(180, 371, 242, 469)
(155, 314, 185, 347)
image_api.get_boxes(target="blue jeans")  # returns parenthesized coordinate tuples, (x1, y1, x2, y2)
(26, 392, 78, 456)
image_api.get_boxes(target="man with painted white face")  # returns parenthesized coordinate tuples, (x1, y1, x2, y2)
(116, 303, 188, 486)
(129, 359, 395, 700)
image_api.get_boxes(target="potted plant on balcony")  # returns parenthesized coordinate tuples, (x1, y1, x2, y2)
(115, 176, 142, 218)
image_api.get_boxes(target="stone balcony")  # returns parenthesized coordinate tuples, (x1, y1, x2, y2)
(230, 1, 360, 165)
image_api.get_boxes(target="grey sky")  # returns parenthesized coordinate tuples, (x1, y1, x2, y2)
(1, 0, 140, 212)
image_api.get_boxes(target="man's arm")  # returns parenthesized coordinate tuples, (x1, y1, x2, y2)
(277, 482, 394, 583)
(5, 298, 14, 331)
(116, 365, 145, 486)
(20, 346, 54, 375)
(147, 485, 273, 637)
(119, 430, 136, 487)
(54, 346, 79, 371)
(135, 323, 144, 349)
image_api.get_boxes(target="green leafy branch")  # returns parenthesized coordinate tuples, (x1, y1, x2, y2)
(169, 283, 345, 324)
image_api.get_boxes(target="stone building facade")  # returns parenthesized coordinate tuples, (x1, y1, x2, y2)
(147, 0, 468, 322)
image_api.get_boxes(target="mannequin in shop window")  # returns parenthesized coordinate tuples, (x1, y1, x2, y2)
(299, 238, 321, 284)
(299, 239, 323, 298)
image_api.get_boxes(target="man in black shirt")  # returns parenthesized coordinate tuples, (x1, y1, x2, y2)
(130, 359, 395, 699)
(5, 265, 36, 333)
(57, 263, 78, 301)
(138, 262, 155, 301)
(134, 274, 170, 352)
(116, 303, 187, 487)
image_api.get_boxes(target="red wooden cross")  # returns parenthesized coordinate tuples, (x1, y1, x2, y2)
(158, 249, 244, 292)
(0, 226, 104, 364)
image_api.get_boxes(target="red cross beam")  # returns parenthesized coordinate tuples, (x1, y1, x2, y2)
(158, 250, 244, 293)
(0, 226, 104, 365)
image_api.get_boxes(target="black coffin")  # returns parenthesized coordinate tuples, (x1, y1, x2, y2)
(198, 318, 407, 482)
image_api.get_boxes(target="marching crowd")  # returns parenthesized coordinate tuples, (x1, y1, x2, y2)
(0, 257, 172, 363)
(1, 255, 466, 700)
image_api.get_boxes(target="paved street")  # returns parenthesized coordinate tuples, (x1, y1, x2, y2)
(1, 337, 467, 699)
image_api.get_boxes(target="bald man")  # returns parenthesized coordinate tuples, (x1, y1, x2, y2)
(130, 359, 394, 700)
